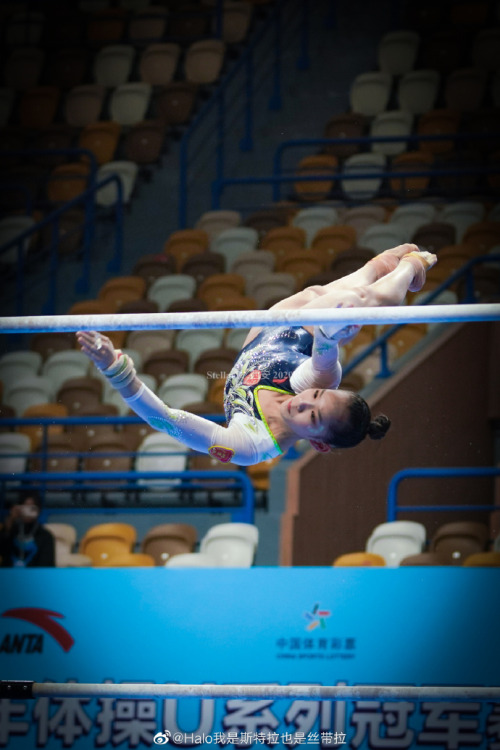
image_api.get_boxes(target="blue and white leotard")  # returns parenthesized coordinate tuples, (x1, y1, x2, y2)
(122, 326, 342, 465)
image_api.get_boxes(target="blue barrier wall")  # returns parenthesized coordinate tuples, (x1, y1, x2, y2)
(0, 568, 499, 749)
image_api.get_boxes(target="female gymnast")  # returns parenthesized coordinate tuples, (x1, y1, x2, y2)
(77, 244, 436, 466)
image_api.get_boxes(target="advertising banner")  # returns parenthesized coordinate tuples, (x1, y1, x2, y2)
(0, 568, 499, 749)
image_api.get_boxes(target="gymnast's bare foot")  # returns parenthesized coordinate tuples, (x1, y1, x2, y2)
(400, 250, 437, 292)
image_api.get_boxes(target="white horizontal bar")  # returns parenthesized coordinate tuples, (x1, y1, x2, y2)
(28, 683, 500, 702)
(0, 304, 499, 333)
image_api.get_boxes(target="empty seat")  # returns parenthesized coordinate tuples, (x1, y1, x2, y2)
(230, 249, 275, 286)
(430, 521, 489, 564)
(56, 376, 103, 414)
(19, 86, 60, 129)
(126, 330, 175, 361)
(366, 520, 427, 567)
(293, 154, 338, 202)
(165, 552, 218, 567)
(341, 152, 386, 201)
(194, 346, 237, 378)
(164, 229, 209, 271)
(397, 69, 440, 114)
(417, 108, 460, 154)
(463, 221, 500, 253)
(181, 251, 225, 286)
(343, 205, 387, 237)
(243, 208, 287, 239)
(135, 432, 187, 490)
(78, 121, 121, 166)
(412, 221, 456, 253)
(79, 522, 136, 565)
(311, 225, 357, 266)
(323, 112, 366, 159)
(440, 201, 485, 242)
(261, 225, 307, 262)
(4, 376, 53, 415)
(4, 47, 45, 90)
(211, 227, 259, 265)
(0, 351, 42, 388)
(291, 206, 338, 247)
(101, 553, 155, 567)
(360, 223, 409, 253)
(5, 10, 45, 46)
(196, 209, 242, 242)
(0, 216, 36, 265)
(175, 328, 225, 369)
(349, 72, 392, 117)
(333, 552, 386, 567)
(277, 251, 323, 288)
(471, 28, 500, 71)
(143, 349, 189, 384)
(82, 434, 133, 483)
(86, 8, 127, 43)
(389, 150, 434, 199)
(380, 323, 428, 360)
(220, 1, 253, 43)
(64, 85, 106, 128)
(422, 29, 466, 74)
(43, 522, 78, 566)
(0, 433, 31, 476)
(197, 272, 246, 308)
(370, 110, 413, 156)
(158, 373, 208, 409)
(463, 552, 500, 567)
(124, 119, 166, 165)
(46, 162, 90, 205)
(200, 522, 258, 567)
(109, 83, 152, 126)
(41, 350, 90, 394)
(95, 161, 139, 206)
(184, 39, 226, 84)
(141, 523, 197, 564)
(247, 272, 296, 308)
(133, 253, 175, 287)
(444, 68, 487, 112)
(378, 30, 420, 75)
(139, 43, 181, 86)
(155, 81, 198, 126)
(30, 332, 75, 361)
(46, 48, 89, 90)
(13, 402, 68, 451)
(98, 275, 146, 310)
(93, 44, 135, 87)
(128, 5, 169, 41)
(147, 273, 196, 310)
(389, 202, 437, 236)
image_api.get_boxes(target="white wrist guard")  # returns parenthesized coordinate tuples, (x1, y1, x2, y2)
(101, 351, 136, 390)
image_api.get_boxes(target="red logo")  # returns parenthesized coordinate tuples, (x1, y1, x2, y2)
(243, 369, 261, 386)
(208, 446, 234, 464)
(272, 377, 288, 384)
(2, 608, 75, 652)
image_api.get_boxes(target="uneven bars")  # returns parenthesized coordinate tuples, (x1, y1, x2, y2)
(0, 304, 499, 334)
(2, 681, 500, 702)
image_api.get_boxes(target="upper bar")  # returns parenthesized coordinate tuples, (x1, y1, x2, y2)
(18, 682, 500, 702)
(0, 304, 499, 333)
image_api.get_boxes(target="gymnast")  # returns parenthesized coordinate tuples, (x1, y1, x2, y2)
(77, 244, 436, 466)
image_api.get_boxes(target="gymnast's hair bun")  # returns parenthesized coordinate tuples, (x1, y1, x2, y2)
(367, 414, 391, 440)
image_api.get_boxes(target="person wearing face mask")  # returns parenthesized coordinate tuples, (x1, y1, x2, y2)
(0, 491, 55, 567)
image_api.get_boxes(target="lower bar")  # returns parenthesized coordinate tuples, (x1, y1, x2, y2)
(2, 681, 500, 702)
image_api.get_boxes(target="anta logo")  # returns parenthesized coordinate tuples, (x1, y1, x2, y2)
(0, 607, 75, 653)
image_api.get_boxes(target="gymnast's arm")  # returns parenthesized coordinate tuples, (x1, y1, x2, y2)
(77, 331, 259, 466)
(289, 323, 360, 392)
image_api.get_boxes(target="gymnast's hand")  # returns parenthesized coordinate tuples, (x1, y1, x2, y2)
(77, 330, 116, 371)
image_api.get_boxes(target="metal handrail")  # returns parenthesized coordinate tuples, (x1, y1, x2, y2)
(386, 467, 500, 522)
(0, 470, 254, 523)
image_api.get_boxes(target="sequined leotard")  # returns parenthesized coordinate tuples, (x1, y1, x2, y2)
(120, 325, 341, 466)
(223, 326, 314, 461)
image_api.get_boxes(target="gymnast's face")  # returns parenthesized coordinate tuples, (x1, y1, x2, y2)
(281, 388, 352, 441)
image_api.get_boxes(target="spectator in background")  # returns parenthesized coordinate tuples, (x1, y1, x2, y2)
(0, 490, 55, 567)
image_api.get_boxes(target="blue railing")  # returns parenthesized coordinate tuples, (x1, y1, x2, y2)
(210, 132, 500, 209)
(0, 150, 124, 316)
(386, 467, 500, 522)
(179, 0, 309, 228)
